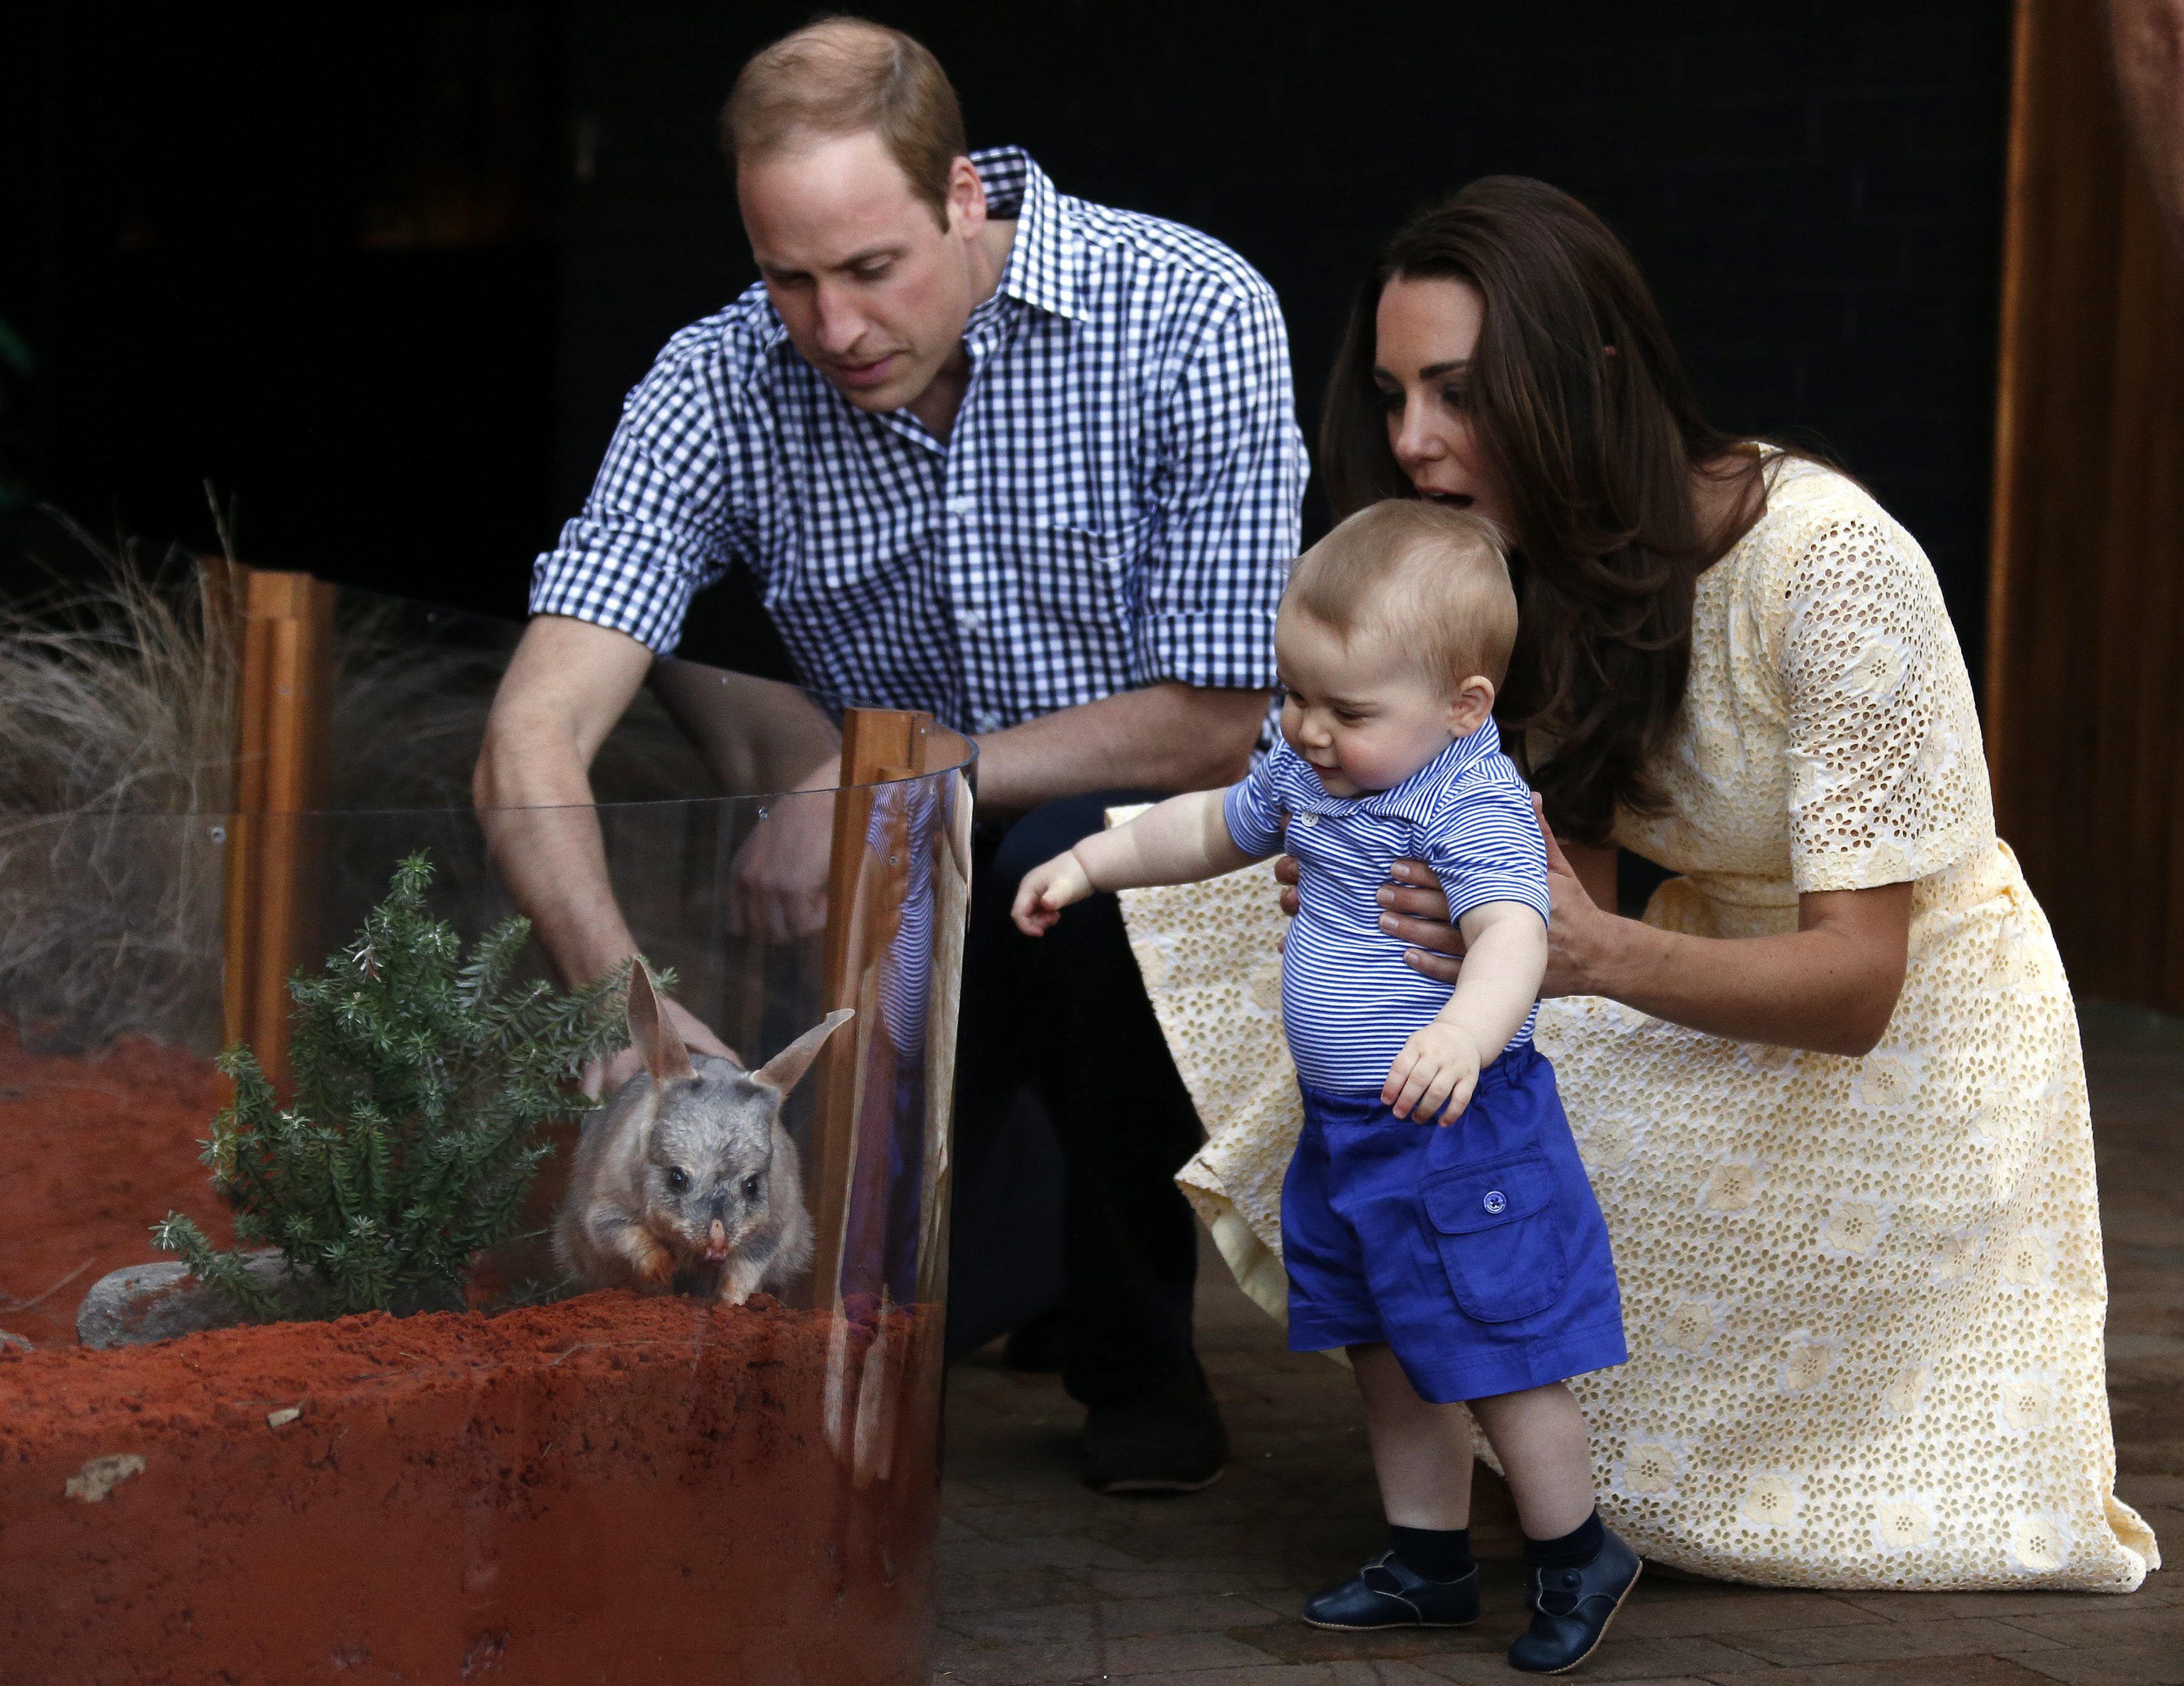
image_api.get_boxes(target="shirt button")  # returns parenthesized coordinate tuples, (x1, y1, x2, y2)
(1482, 1189, 1508, 1216)
(945, 495, 975, 519)
(1297, 812, 1319, 827)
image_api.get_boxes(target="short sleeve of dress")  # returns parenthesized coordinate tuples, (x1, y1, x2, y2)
(1221, 749, 1288, 858)
(1776, 498, 1992, 892)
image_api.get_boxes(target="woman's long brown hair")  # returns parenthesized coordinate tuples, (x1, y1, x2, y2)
(1322, 175, 1769, 845)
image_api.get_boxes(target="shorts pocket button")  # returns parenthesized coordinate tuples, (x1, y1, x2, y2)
(1483, 1189, 1508, 1216)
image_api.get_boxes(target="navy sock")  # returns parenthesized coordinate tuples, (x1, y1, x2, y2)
(1387, 1524, 1474, 1582)
(1523, 1509, 1604, 1571)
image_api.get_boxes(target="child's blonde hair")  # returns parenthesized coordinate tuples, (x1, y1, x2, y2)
(1284, 500, 1518, 692)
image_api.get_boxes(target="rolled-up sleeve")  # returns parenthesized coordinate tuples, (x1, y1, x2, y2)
(530, 328, 752, 655)
(1131, 280, 1305, 693)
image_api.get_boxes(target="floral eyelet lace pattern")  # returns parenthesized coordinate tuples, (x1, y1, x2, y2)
(1117, 462, 2157, 1590)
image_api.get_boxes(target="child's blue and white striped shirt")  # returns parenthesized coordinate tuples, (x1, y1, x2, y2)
(1221, 721, 1550, 1093)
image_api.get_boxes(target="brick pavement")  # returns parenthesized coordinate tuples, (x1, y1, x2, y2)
(934, 1003, 2183, 1685)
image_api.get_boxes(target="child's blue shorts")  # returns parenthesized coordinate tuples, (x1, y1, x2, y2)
(1282, 1043, 1627, 1404)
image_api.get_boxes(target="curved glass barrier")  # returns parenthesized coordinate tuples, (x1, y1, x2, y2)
(0, 578, 972, 1684)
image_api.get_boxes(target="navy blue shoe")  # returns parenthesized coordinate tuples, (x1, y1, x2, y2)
(1302, 1552, 1481, 1630)
(1508, 1527, 1642, 1673)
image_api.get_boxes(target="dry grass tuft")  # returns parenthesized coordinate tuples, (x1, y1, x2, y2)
(0, 527, 238, 1051)
(1, 524, 718, 1056)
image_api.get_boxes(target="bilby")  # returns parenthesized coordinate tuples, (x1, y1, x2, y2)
(555, 963, 851, 1305)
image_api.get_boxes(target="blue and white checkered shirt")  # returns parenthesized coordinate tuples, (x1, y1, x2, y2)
(1223, 722, 1549, 1092)
(532, 147, 1307, 734)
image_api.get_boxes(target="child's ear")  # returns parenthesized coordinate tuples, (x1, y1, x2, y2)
(1447, 675, 1497, 737)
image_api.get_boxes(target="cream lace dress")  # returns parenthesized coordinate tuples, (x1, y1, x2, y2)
(1118, 460, 2158, 1590)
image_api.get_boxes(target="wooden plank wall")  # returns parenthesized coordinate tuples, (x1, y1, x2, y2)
(1986, 0, 2184, 1011)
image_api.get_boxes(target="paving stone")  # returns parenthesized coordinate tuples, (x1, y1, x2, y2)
(2008, 1642, 2184, 1685)
(1837, 1587, 2178, 1620)
(1611, 1590, 1883, 1639)
(1411, 1634, 1758, 1682)
(1715, 1616, 2064, 1665)
(928, 1635, 1103, 1684)
(1985, 1600, 2184, 1646)
(1099, 1633, 1295, 1675)
(1083, 1566, 1302, 1601)
(1693, 1659, 2064, 1684)
(940, 1565, 1096, 1615)
(940, 1531, 1146, 1572)
(1123, 1664, 1449, 1685)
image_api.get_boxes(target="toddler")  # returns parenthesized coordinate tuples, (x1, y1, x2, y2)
(1014, 501, 1637, 1674)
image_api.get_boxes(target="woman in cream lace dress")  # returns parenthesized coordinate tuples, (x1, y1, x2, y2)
(1120, 177, 2156, 1590)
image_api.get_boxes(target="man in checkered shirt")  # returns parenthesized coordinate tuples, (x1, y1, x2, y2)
(476, 18, 1304, 1491)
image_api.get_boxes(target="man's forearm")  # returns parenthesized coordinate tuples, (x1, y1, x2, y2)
(474, 615, 653, 988)
(476, 722, 643, 989)
(971, 681, 1269, 813)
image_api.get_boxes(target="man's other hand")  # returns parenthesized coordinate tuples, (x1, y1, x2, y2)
(728, 781, 836, 945)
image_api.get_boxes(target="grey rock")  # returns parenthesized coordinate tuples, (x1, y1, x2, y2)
(75, 1251, 301, 1348)
(76, 1254, 469, 1347)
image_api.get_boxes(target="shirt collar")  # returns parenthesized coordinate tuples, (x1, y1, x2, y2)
(1357, 719, 1505, 820)
(969, 145, 1081, 323)
(1277, 716, 1506, 820)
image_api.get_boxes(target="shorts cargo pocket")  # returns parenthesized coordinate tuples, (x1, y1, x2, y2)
(1420, 1152, 1567, 1323)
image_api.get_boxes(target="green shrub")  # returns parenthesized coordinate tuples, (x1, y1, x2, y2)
(155, 851, 648, 1319)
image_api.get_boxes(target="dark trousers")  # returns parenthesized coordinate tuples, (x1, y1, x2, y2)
(945, 791, 1206, 1408)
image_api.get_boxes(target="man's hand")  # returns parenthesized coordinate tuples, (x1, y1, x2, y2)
(588, 992, 738, 1098)
(1383, 1020, 1483, 1126)
(1012, 849, 1094, 936)
(728, 781, 836, 945)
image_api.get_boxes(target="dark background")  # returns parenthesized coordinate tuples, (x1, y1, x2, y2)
(5, 2, 2010, 684)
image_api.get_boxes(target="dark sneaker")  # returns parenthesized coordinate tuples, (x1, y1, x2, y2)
(1081, 1363, 1227, 1494)
(1302, 1553, 1481, 1630)
(1508, 1526, 1642, 1674)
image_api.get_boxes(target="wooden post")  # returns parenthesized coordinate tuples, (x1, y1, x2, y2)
(1985, 0, 2184, 1010)
(802, 708, 930, 1314)
(215, 564, 337, 1096)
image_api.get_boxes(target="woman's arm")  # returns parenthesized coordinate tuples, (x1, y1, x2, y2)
(1365, 798, 1911, 1057)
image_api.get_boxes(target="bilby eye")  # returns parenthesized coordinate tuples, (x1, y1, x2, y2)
(741, 1174, 762, 1201)
(666, 1166, 690, 1194)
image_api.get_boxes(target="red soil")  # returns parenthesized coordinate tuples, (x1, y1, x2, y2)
(1, 1290, 942, 1685)
(1, 1033, 942, 1684)
(0, 1031, 232, 1350)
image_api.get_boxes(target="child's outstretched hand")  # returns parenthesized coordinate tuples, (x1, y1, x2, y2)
(1012, 850, 1096, 936)
(1383, 1021, 1483, 1125)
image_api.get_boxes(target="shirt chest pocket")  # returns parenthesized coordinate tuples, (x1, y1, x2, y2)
(1007, 514, 1152, 631)
(1420, 1151, 1568, 1323)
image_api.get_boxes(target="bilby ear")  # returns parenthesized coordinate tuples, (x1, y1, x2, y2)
(626, 960, 696, 1084)
(753, 1008, 855, 1096)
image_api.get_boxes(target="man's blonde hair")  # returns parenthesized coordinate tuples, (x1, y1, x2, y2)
(721, 17, 967, 228)
(1285, 500, 1519, 693)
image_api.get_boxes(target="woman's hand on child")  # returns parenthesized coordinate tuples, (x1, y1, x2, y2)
(1012, 850, 1095, 936)
(1383, 1021, 1483, 1126)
